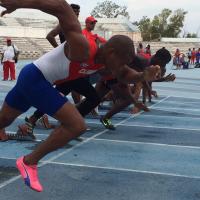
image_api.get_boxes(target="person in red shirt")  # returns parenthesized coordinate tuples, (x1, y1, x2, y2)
(82, 16, 106, 44)
(191, 48, 196, 65)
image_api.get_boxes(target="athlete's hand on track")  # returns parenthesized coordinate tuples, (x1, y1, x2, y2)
(164, 73, 176, 82)
(143, 65, 161, 81)
(151, 90, 158, 98)
(134, 101, 149, 112)
(0, 0, 17, 16)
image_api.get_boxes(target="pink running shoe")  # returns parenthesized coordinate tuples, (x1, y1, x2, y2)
(16, 157, 43, 192)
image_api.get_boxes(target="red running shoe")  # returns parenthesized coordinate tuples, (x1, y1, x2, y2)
(16, 157, 43, 192)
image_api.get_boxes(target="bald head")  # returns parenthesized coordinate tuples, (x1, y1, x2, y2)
(105, 35, 135, 64)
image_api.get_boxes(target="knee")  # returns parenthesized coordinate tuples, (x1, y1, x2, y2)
(74, 117, 87, 133)
(63, 117, 87, 138)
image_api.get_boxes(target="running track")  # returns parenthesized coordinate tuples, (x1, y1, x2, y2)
(1, 63, 200, 200)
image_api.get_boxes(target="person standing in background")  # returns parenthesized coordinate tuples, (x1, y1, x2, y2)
(136, 42, 144, 54)
(196, 48, 200, 64)
(191, 48, 196, 65)
(1, 38, 19, 81)
(82, 16, 106, 44)
(187, 48, 192, 64)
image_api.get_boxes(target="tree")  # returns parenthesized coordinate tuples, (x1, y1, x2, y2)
(186, 33, 197, 38)
(91, 0, 130, 19)
(166, 9, 187, 37)
(136, 8, 187, 41)
(135, 16, 151, 41)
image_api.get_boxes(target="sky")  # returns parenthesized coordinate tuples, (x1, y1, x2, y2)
(1, 0, 200, 36)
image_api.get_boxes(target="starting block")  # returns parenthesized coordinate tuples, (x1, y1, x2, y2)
(0, 130, 36, 142)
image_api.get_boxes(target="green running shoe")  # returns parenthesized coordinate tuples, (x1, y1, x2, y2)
(100, 117, 116, 130)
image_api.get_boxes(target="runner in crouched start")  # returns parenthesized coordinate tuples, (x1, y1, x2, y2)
(97, 48, 175, 130)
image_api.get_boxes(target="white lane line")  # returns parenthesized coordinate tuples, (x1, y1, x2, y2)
(155, 85, 200, 90)
(90, 138, 200, 150)
(156, 89, 200, 95)
(153, 107, 200, 112)
(0, 157, 16, 160)
(45, 161, 200, 180)
(153, 101, 200, 106)
(133, 114, 200, 120)
(161, 95, 200, 101)
(152, 108, 200, 117)
(117, 123, 200, 131)
(0, 96, 170, 189)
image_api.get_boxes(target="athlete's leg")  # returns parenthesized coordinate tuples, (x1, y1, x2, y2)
(71, 91, 82, 104)
(100, 83, 133, 130)
(0, 102, 22, 129)
(0, 68, 33, 138)
(23, 101, 86, 165)
(0, 102, 23, 141)
(72, 78, 101, 117)
(12, 64, 87, 191)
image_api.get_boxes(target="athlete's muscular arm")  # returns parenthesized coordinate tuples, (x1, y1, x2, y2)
(111, 65, 161, 84)
(46, 24, 62, 48)
(0, 0, 89, 62)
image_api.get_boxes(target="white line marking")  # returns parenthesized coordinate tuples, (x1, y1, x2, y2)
(117, 123, 200, 131)
(90, 138, 200, 150)
(136, 114, 200, 120)
(0, 157, 16, 160)
(153, 101, 200, 106)
(153, 107, 200, 112)
(0, 176, 21, 188)
(155, 85, 200, 90)
(45, 161, 200, 180)
(156, 89, 200, 95)
(165, 95, 200, 100)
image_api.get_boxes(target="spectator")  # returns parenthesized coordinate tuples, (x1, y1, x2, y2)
(191, 48, 196, 65)
(1, 38, 19, 81)
(173, 48, 181, 69)
(180, 54, 189, 69)
(46, 4, 80, 47)
(82, 16, 106, 116)
(82, 16, 106, 45)
(144, 44, 151, 58)
(187, 48, 192, 64)
(196, 48, 200, 64)
(136, 42, 144, 54)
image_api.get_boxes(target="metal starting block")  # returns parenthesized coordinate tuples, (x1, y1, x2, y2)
(0, 131, 36, 142)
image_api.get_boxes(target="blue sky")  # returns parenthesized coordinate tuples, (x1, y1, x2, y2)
(1, 0, 200, 36)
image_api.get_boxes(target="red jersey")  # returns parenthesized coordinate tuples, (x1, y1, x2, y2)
(139, 52, 151, 59)
(55, 32, 105, 85)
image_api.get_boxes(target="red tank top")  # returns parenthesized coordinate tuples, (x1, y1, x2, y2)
(55, 34, 104, 85)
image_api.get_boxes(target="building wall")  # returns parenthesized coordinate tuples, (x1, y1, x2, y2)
(0, 26, 142, 41)
(161, 38, 200, 43)
(0, 26, 50, 38)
